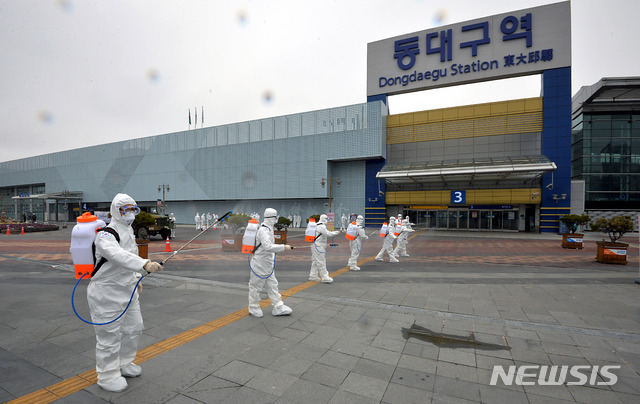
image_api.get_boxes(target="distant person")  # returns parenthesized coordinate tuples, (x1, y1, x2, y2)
(347, 215, 369, 271)
(309, 214, 341, 283)
(375, 217, 398, 263)
(195, 212, 201, 230)
(169, 213, 176, 238)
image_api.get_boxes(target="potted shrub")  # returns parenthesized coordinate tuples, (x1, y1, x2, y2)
(274, 216, 292, 244)
(559, 214, 590, 249)
(221, 213, 250, 252)
(590, 215, 634, 264)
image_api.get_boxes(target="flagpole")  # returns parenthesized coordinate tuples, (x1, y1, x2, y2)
(201, 106, 204, 128)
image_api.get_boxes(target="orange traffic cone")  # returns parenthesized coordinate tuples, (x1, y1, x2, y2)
(164, 237, 172, 252)
(6, 226, 10, 235)
(20, 226, 25, 235)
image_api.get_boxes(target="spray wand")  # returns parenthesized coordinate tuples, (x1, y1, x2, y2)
(160, 210, 232, 265)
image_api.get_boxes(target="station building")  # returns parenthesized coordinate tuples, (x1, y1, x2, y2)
(571, 77, 640, 228)
(7, 2, 626, 232)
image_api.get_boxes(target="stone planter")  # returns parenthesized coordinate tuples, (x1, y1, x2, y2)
(221, 234, 242, 252)
(274, 229, 287, 244)
(136, 239, 150, 259)
(595, 241, 628, 265)
(561, 233, 584, 249)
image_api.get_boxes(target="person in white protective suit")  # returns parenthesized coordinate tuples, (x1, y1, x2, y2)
(169, 213, 176, 238)
(194, 212, 201, 230)
(309, 214, 341, 283)
(200, 213, 206, 229)
(88, 193, 164, 392)
(375, 216, 399, 263)
(393, 217, 415, 258)
(248, 208, 293, 318)
(347, 215, 369, 271)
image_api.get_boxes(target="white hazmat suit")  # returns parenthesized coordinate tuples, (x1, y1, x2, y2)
(393, 217, 414, 257)
(88, 193, 163, 392)
(309, 214, 340, 283)
(248, 208, 293, 318)
(375, 217, 399, 263)
(347, 215, 369, 271)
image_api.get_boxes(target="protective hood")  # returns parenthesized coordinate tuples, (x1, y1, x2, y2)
(109, 193, 138, 226)
(356, 215, 364, 226)
(263, 208, 278, 228)
(319, 214, 328, 224)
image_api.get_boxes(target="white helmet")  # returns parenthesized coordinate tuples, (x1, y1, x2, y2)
(319, 214, 328, 224)
(356, 215, 364, 225)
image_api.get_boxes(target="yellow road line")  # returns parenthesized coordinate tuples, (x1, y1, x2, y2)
(6, 258, 361, 403)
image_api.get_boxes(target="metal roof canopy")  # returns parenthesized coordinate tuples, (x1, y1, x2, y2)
(377, 155, 556, 184)
(12, 191, 83, 201)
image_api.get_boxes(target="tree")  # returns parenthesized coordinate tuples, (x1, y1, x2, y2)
(559, 214, 590, 234)
(590, 215, 634, 243)
(275, 216, 292, 231)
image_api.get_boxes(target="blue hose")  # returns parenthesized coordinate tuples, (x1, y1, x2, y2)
(72, 273, 144, 326)
(248, 252, 276, 279)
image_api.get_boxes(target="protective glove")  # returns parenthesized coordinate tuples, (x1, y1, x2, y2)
(144, 261, 163, 273)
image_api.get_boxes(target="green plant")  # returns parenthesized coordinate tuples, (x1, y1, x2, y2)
(590, 215, 634, 243)
(559, 214, 590, 234)
(134, 211, 155, 227)
(275, 216, 292, 231)
(227, 213, 250, 233)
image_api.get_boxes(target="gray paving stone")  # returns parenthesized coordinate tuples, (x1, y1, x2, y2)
(566, 384, 625, 404)
(280, 378, 336, 404)
(433, 375, 481, 402)
(438, 347, 476, 367)
(213, 360, 263, 385)
(382, 382, 434, 404)
(317, 350, 359, 371)
(340, 372, 388, 401)
(268, 354, 314, 377)
(390, 366, 434, 391)
(220, 386, 279, 404)
(435, 362, 478, 383)
(478, 384, 529, 404)
(246, 368, 298, 397)
(328, 388, 378, 404)
(351, 357, 396, 382)
(397, 353, 437, 373)
(301, 362, 349, 388)
(362, 345, 402, 367)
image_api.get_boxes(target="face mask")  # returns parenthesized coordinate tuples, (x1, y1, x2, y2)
(122, 212, 136, 225)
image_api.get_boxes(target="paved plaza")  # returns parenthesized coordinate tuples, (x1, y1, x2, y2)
(1, 225, 639, 403)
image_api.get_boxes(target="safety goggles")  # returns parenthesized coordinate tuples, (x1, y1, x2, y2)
(120, 205, 141, 215)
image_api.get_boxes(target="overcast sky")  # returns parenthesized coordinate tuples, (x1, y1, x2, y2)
(1, 0, 638, 163)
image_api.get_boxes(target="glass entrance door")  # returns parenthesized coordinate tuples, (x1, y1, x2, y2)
(448, 210, 458, 229)
(479, 211, 491, 230)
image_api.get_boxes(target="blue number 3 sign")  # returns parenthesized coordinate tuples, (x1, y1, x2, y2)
(451, 190, 465, 204)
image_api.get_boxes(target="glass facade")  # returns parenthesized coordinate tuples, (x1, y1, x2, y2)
(0, 102, 386, 225)
(572, 112, 640, 209)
